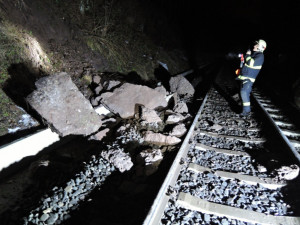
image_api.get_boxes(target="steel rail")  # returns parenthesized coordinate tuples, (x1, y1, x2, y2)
(142, 89, 210, 225)
(143, 85, 300, 225)
(252, 92, 300, 164)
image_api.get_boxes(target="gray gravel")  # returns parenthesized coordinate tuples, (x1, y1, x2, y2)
(187, 148, 267, 177)
(173, 168, 292, 216)
(23, 156, 114, 225)
(162, 200, 259, 225)
(194, 134, 264, 151)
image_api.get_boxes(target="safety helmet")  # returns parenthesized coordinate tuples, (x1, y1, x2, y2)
(255, 39, 267, 52)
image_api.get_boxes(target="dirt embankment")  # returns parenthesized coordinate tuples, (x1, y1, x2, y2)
(0, 0, 190, 137)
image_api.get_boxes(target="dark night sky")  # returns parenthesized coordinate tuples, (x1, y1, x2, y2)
(149, 0, 300, 54)
(145, 0, 300, 90)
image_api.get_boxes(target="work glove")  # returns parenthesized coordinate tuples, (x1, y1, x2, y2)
(235, 75, 242, 81)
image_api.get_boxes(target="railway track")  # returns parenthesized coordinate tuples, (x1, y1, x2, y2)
(143, 85, 300, 225)
(252, 89, 300, 159)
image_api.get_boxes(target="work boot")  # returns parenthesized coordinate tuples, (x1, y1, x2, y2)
(239, 111, 250, 117)
(240, 106, 250, 116)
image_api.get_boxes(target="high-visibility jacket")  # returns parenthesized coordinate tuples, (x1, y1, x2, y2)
(238, 51, 264, 83)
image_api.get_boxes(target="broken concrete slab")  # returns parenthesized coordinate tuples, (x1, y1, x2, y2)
(169, 75, 195, 96)
(100, 83, 167, 119)
(144, 131, 181, 146)
(26, 72, 102, 136)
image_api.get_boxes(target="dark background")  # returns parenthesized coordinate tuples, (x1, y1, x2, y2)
(145, 0, 300, 102)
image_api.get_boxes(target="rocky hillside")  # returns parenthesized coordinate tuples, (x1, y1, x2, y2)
(0, 0, 193, 137)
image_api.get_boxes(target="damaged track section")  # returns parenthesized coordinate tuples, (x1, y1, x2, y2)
(143, 87, 300, 225)
(1, 70, 199, 224)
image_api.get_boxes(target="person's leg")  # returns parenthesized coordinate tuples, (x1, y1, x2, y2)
(240, 80, 253, 114)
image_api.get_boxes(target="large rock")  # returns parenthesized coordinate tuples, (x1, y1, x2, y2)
(101, 147, 133, 173)
(26, 73, 102, 136)
(169, 123, 187, 137)
(154, 85, 167, 97)
(140, 106, 162, 124)
(169, 75, 195, 96)
(100, 83, 167, 118)
(103, 80, 121, 91)
(165, 114, 185, 124)
(88, 128, 110, 141)
(139, 148, 163, 176)
(173, 101, 188, 114)
(144, 131, 181, 146)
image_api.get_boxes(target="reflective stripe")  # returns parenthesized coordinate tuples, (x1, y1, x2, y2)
(249, 59, 255, 67)
(243, 102, 251, 106)
(237, 75, 255, 82)
(245, 64, 262, 69)
(246, 56, 251, 61)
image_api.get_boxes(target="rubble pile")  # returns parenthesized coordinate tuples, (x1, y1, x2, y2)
(14, 72, 196, 225)
(88, 73, 195, 175)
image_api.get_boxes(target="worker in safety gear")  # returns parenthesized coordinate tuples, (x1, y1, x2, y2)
(236, 39, 266, 116)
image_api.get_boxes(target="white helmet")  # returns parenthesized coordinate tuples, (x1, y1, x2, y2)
(255, 39, 267, 52)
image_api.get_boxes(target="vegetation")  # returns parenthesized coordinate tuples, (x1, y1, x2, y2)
(0, 0, 189, 136)
(54, 0, 189, 80)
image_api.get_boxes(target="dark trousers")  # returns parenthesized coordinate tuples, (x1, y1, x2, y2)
(240, 79, 253, 113)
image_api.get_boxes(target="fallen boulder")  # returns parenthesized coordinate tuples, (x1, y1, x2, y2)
(89, 128, 110, 141)
(101, 146, 133, 173)
(26, 73, 102, 136)
(154, 85, 167, 97)
(169, 123, 187, 137)
(144, 131, 181, 146)
(140, 106, 162, 124)
(165, 114, 185, 124)
(103, 80, 121, 91)
(173, 101, 188, 114)
(139, 148, 163, 176)
(169, 75, 195, 97)
(100, 83, 167, 118)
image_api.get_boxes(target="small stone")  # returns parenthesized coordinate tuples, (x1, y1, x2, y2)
(40, 213, 49, 222)
(276, 164, 299, 180)
(46, 213, 58, 224)
(63, 214, 71, 220)
(257, 165, 267, 173)
(64, 185, 73, 193)
(95, 85, 103, 95)
(93, 75, 101, 84)
(42, 207, 52, 214)
(204, 214, 210, 222)
(221, 218, 229, 225)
